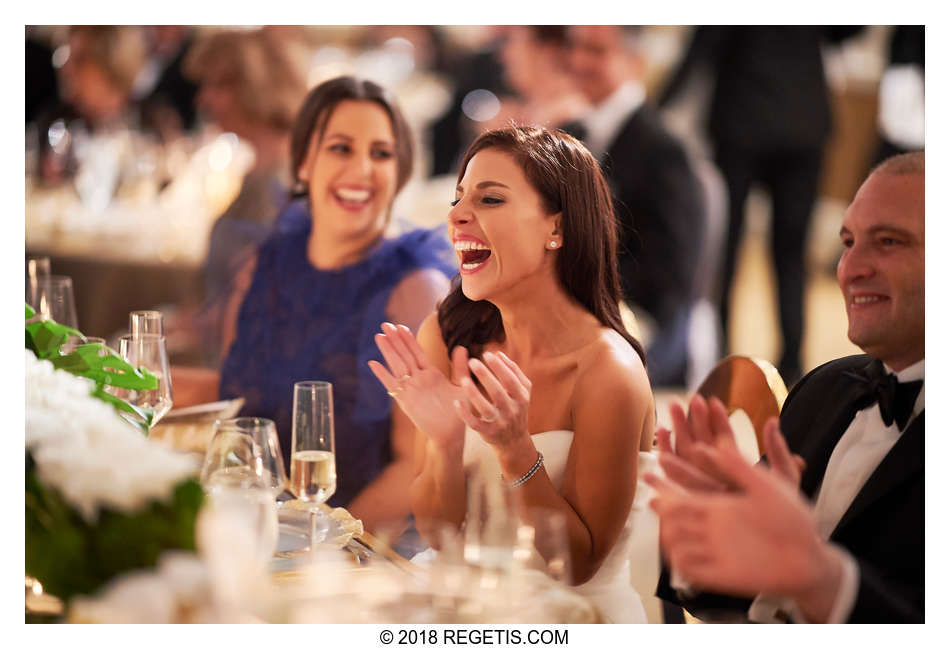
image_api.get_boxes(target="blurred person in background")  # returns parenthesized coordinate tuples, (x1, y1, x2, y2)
(175, 77, 456, 537)
(874, 25, 924, 165)
(25, 27, 59, 125)
(33, 25, 147, 184)
(497, 26, 590, 128)
(567, 25, 705, 389)
(427, 27, 513, 176)
(179, 28, 309, 367)
(135, 25, 200, 142)
(659, 26, 863, 385)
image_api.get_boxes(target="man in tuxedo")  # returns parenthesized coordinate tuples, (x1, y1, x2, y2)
(658, 26, 863, 385)
(650, 151, 924, 623)
(566, 26, 705, 388)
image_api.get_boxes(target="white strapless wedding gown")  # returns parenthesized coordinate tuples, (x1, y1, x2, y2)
(461, 428, 659, 624)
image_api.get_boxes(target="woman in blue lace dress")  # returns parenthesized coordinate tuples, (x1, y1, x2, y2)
(183, 77, 455, 533)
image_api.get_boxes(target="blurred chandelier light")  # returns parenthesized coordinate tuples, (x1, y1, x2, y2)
(462, 89, 501, 122)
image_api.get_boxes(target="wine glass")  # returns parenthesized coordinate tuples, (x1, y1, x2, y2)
(289, 381, 337, 549)
(199, 431, 279, 565)
(200, 430, 261, 488)
(25, 256, 51, 307)
(212, 417, 288, 499)
(129, 310, 163, 337)
(115, 333, 174, 431)
(61, 336, 107, 355)
(27, 275, 78, 329)
(515, 508, 572, 585)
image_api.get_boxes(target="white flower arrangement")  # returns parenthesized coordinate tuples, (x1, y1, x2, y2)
(25, 349, 197, 520)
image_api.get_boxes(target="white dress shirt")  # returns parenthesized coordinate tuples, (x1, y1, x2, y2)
(578, 80, 645, 159)
(749, 359, 925, 623)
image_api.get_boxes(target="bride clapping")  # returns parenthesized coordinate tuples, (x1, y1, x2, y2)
(369, 126, 655, 623)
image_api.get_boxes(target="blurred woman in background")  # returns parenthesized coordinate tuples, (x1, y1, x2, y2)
(34, 26, 147, 183)
(177, 76, 456, 536)
(182, 29, 309, 366)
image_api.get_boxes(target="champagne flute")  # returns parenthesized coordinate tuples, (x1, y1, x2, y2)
(116, 333, 174, 431)
(289, 381, 336, 548)
(212, 417, 288, 499)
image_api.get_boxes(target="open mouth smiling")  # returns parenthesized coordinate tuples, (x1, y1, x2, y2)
(333, 187, 373, 210)
(455, 239, 492, 273)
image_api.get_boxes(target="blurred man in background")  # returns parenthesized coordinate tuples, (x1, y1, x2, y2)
(659, 26, 863, 385)
(567, 25, 705, 388)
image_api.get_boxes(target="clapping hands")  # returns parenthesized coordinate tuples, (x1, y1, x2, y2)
(369, 323, 533, 453)
(646, 396, 842, 619)
(655, 395, 806, 491)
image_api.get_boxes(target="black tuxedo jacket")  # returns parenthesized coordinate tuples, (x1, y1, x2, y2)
(658, 26, 863, 151)
(597, 104, 705, 328)
(656, 354, 924, 622)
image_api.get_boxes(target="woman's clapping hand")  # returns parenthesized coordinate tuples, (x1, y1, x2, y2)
(368, 322, 469, 449)
(453, 350, 532, 452)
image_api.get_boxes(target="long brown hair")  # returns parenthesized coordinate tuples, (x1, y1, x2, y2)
(437, 125, 646, 365)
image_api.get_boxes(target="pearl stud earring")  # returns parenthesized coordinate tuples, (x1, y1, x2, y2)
(548, 241, 558, 249)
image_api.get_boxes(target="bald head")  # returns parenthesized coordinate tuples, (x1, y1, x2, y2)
(871, 150, 924, 178)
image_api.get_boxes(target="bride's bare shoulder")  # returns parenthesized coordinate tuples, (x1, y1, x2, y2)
(574, 328, 651, 400)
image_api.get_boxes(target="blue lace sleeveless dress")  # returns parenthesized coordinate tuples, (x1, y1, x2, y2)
(219, 199, 456, 507)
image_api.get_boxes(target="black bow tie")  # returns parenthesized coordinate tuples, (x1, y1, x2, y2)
(844, 360, 922, 430)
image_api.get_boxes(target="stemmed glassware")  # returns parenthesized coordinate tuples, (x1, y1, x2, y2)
(199, 430, 280, 565)
(210, 417, 288, 499)
(129, 310, 163, 337)
(114, 333, 174, 431)
(25, 256, 51, 308)
(27, 275, 78, 329)
(289, 381, 337, 549)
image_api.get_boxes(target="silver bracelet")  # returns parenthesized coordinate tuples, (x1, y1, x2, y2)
(506, 451, 544, 488)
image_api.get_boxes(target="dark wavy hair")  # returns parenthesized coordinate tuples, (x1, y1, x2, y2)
(289, 75, 414, 197)
(437, 125, 646, 365)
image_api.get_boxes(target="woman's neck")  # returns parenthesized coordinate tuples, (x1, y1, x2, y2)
(492, 274, 602, 361)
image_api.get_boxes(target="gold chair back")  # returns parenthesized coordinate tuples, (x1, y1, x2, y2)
(695, 355, 788, 453)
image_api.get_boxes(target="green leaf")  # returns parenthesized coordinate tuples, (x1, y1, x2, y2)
(51, 345, 158, 391)
(26, 302, 35, 319)
(26, 320, 83, 359)
(90, 386, 154, 435)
